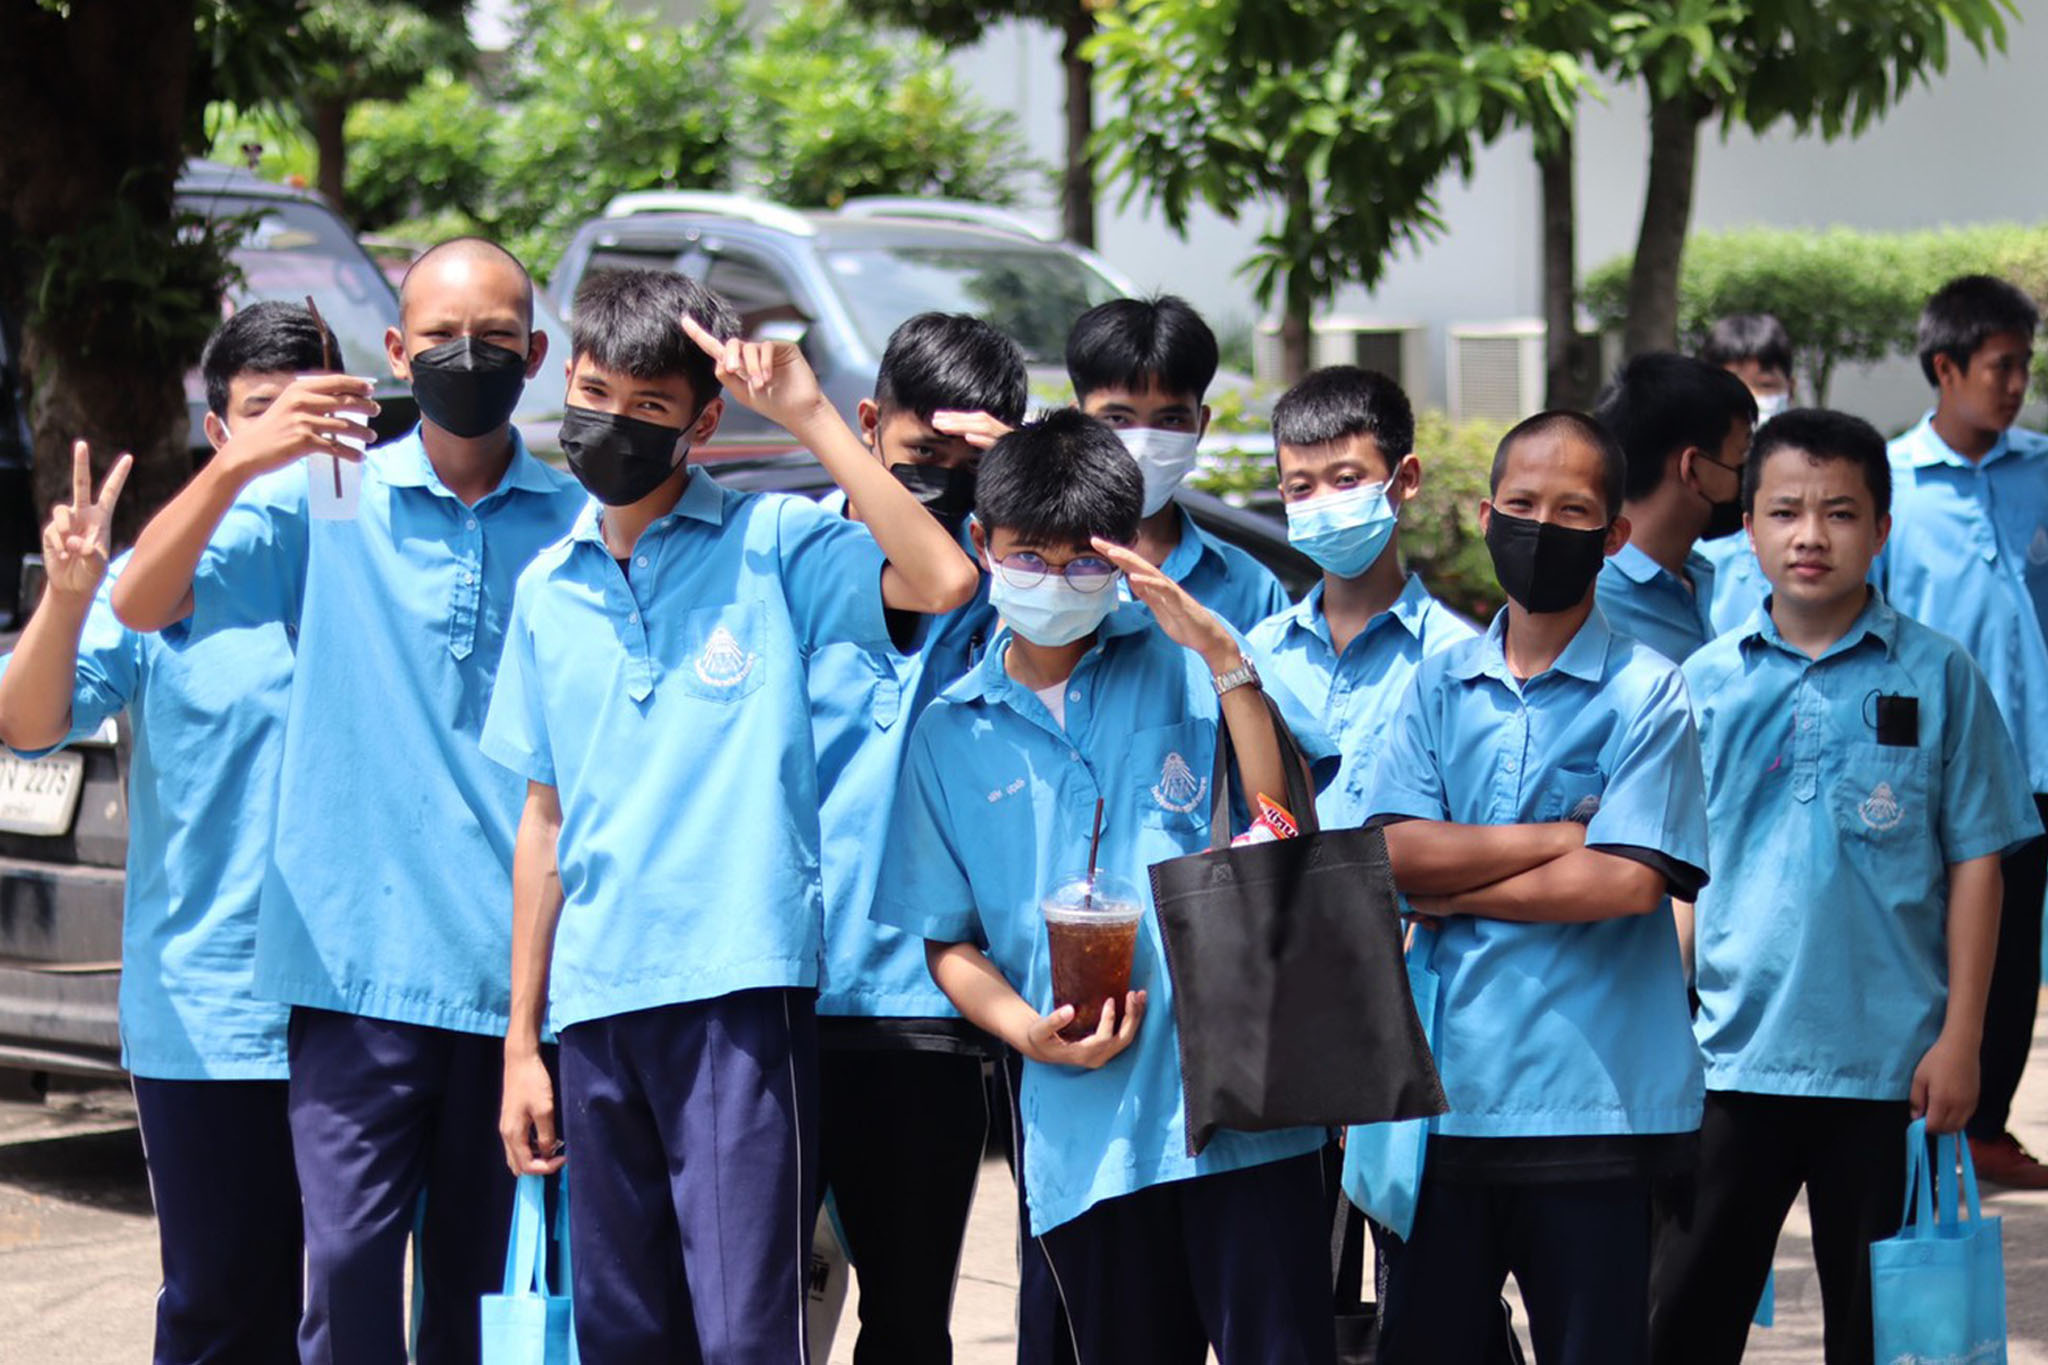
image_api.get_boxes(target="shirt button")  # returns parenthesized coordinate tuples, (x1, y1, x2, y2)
(637, 556, 649, 568)
(628, 611, 640, 624)
(465, 518, 477, 531)
(1068, 751, 1079, 762)
(462, 572, 474, 585)
(1068, 690, 1081, 703)
(1503, 759, 1518, 773)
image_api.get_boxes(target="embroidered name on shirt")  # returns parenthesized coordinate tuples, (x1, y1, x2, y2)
(694, 625, 756, 688)
(986, 777, 1027, 804)
(1858, 781, 1903, 831)
(1152, 752, 1208, 814)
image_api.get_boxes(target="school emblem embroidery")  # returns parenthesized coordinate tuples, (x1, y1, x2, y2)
(1858, 781, 1903, 832)
(1151, 752, 1208, 814)
(694, 625, 756, 688)
(1566, 795, 1603, 825)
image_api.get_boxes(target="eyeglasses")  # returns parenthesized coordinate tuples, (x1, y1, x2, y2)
(989, 552, 1120, 593)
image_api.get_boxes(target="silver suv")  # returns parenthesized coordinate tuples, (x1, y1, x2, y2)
(548, 194, 1134, 446)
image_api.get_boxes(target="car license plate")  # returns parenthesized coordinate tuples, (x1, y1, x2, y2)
(0, 750, 86, 836)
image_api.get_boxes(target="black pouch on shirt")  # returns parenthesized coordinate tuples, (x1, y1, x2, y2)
(1875, 694, 1919, 748)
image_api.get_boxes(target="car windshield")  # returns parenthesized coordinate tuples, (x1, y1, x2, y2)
(823, 246, 1124, 363)
(180, 195, 402, 405)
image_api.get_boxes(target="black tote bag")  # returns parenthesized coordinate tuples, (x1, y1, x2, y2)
(1150, 693, 1446, 1156)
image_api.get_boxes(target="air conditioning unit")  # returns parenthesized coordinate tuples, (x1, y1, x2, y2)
(1447, 320, 1548, 425)
(1254, 318, 1426, 391)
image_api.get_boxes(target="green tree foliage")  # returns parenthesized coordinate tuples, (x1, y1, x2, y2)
(1585, 223, 2048, 406)
(1090, 0, 1584, 382)
(293, 0, 471, 214)
(343, 0, 1029, 274)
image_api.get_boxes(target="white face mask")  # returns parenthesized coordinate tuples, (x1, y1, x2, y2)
(1754, 391, 1790, 421)
(1116, 427, 1203, 517)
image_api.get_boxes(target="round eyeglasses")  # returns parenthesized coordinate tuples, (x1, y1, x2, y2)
(989, 552, 1120, 593)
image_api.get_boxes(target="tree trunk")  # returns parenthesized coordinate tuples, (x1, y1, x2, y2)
(1622, 90, 1705, 358)
(1280, 305, 1312, 385)
(0, 0, 201, 545)
(1059, 5, 1097, 248)
(1537, 123, 1597, 410)
(311, 95, 349, 217)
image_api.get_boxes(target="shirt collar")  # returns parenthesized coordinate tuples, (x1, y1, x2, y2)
(1450, 604, 1613, 686)
(377, 424, 560, 495)
(1157, 505, 1222, 583)
(1286, 573, 1436, 649)
(955, 601, 1150, 703)
(1610, 540, 1710, 589)
(568, 468, 726, 546)
(1740, 587, 1900, 662)
(1897, 411, 2017, 470)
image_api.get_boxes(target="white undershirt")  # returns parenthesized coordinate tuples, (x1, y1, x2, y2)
(1033, 681, 1068, 728)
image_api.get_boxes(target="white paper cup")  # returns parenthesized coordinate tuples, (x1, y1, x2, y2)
(309, 435, 364, 520)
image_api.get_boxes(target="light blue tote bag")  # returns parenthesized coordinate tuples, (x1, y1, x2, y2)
(1870, 1119, 2007, 1365)
(1340, 924, 1439, 1240)
(480, 1172, 579, 1365)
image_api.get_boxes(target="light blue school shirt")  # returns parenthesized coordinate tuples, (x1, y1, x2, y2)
(189, 428, 587, 1036)
(1683, 592, 2040, 1101)
(1247, 573, 1475, 828)
(1, 556, 291, 1079)
(1367, 606, 1711, 1138)
(480, 473, 889, 1031)
(872, 604, 1336, 1234)
(808, 492, 995, 1019)
(1697, 532, 1768, 636)
(1885, 415, 2048, 791)
(1147, 504, 1291, 633)
(1595, 541, 1716, 664)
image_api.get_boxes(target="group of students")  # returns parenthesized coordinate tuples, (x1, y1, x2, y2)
(0, 234, 2043, 1365)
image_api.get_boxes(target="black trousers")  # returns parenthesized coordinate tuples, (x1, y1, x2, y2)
(132, 1077, 303, 1365)
(1036, 1150, 1338, 1365)
(1648, 1092, 1909, 1365)
(1378, 1173, 1652, 1365)
(818, 1046, 992, 1365)
(1971, 794, 2048, 1140)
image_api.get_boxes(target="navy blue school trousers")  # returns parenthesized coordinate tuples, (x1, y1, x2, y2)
(131, 1077, 303, 1364)
(558, 987, 820, 1365)
(1035, 1149, 1337, 1365)
(288, 1007, 513, 1365)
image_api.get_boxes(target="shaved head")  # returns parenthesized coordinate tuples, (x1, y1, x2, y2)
(399, 237, 534, 331)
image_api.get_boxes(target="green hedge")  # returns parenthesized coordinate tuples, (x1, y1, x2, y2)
(1585, 224, 2048, 404)
(1194, 410, 1508, 619)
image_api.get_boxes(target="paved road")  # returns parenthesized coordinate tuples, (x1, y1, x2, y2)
(6, 1009, 2048, 1362)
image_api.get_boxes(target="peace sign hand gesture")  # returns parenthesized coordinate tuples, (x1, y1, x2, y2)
(43, 440, 132, 603)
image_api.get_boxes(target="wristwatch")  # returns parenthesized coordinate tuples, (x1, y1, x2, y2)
(1211, 654, 1262, 696)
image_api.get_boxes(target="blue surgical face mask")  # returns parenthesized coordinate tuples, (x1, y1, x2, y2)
(988, 572, 1121, 647)
(1286, 482, 1398, 578)
(1754, 391, 1790, 421)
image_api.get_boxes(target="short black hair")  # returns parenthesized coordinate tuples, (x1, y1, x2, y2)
(199, 301, 339, 418)
(875, 313, 1028, 426)
(1066, 295, 1219, 405)
(1270, 365, 1415, 464)
(974, 409, 1143, 548)
(1490, 410, 1629, 522)
(1594, 352, 1758, 501)
(1699, 314, 1794, 378)
(400, 236, 536, 330)
(1916, 274, 2040, 385)
(1741, 408, 1892, 519)
(570, 268, 740, 415)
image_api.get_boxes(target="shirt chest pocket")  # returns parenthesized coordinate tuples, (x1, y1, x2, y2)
(1127, 721, 1216, 836)
(674, 601, 767, 704)
(1834, 741, 1933, 847)
(1541, 765, 1607, 826)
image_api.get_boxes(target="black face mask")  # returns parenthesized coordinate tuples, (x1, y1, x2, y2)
(890, 461, 977, 536)
(1484, 509, 1611, 614)
(1702, 496, 1746, 542)
(559, 406, 689, 506)
(409, 337, 530, 439)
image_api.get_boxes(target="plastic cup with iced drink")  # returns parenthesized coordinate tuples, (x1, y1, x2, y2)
(1041, 872, 1144, 1042)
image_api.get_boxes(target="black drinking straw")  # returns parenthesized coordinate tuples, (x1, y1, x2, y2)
(304, 295, 344, 497)
(1084, 797, 1104, 909)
